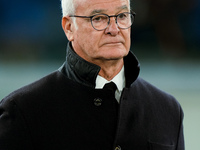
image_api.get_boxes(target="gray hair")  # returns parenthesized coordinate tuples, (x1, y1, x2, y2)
(61, 0, 131, 17)
(61, 0, 77, 28)
(61, 0, 76, 17)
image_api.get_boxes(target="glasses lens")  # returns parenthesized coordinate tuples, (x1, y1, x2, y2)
(91, 14, 109, 30)
(117, 12, 134, 29)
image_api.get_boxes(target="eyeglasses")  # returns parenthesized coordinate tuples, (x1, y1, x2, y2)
(69, 12, 136, 31)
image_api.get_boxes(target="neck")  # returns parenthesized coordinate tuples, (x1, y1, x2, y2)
(98, 59, 124, 81)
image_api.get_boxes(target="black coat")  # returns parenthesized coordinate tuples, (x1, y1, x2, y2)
(0, 43, 184, 150)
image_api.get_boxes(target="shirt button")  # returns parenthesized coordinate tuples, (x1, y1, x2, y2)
(94, 98, 102, 106)
(115, 145, 121, 150)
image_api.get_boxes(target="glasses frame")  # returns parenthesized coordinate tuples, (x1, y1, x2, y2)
(69, 11, 136, 31)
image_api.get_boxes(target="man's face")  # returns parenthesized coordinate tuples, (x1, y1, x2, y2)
(66, 0, 131, 65)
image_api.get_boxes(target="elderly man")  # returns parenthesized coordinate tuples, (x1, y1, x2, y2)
(0, 0, 184, 149)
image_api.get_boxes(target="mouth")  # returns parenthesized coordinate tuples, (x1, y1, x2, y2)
(103, 41, 123, 46)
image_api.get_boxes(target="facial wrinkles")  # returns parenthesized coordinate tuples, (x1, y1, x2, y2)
(73, 0, 131, 51)
(90, 5, 129, 16)
(75, 0, 129, 15)
(73, 0, 130, 30)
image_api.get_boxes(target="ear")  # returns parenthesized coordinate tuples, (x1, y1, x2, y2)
(62, 16, 75, 41)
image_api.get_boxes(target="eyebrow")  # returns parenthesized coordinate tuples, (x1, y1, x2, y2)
(90, 9, 105, 15)
(89, 5, 129, 16)
(118, 5, 129, 11)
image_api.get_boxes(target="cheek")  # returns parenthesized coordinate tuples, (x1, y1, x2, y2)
(124, 30, 131, 49)
(127, 37, 131, 49)
(75, 31, 101, 55)
(83, 32, 101, 49)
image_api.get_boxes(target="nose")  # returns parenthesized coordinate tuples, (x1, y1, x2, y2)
(105, 17, 120, 36)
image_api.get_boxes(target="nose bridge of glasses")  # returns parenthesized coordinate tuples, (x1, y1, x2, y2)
(108, 15, 117, 23)
(107, 15, 118, 28)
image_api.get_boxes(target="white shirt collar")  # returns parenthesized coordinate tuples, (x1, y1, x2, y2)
(95, 66, 125, 90)
(95, 66, 125, 102)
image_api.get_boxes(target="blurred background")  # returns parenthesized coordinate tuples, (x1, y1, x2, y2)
(0, 0, 199, 149)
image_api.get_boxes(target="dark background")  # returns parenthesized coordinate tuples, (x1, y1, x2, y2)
(0, 0, 199, 61)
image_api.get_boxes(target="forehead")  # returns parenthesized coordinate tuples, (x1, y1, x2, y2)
(75, 0, 130, 14)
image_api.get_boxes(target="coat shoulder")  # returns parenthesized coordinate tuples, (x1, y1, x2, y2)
(1, 70, 71, 106)
(130, 77, 183, 112)
(131, 77, 174, 99)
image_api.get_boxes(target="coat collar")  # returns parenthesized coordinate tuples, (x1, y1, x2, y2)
(61, 42, 140, 88)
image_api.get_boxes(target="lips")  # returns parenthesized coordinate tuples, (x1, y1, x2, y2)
(102, 40, 123, 46)
(107, 42, 121, 44)
(100, 37, 125, 47)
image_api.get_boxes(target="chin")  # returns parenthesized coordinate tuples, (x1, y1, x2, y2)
(110, 48, 128, 57)
(103, 52, 128, 60)
(98, 46, 129, 58)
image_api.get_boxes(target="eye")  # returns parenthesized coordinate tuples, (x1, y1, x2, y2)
(118, 13, 128, 19)
(92, 15, 108, 22)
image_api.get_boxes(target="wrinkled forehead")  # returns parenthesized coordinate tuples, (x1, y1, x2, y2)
(74, 0, 129, 4)
(74, 0, 130, 14)
(75, 0, 130, 6)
